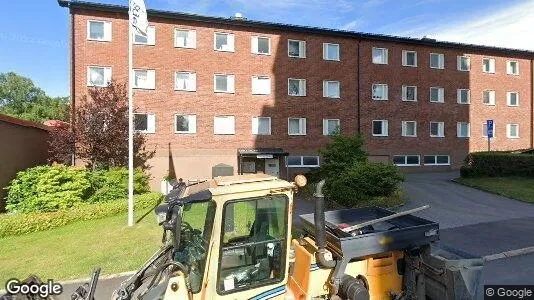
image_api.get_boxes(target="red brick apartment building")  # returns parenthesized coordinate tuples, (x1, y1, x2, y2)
(59, 0, 534, 189)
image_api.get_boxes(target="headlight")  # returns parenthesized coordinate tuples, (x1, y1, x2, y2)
(154, 203, 169, 225)
(156, 212, 167, 225)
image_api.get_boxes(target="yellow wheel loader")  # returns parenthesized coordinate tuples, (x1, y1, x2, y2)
(70, 174, 482, 300)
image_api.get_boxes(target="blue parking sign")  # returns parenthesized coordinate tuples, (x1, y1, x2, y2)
(487, 120, 494, 138)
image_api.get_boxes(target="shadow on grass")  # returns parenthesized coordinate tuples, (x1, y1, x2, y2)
(136, 200, 163, 224)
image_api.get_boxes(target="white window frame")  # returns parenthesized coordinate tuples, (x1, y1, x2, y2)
(213, 74, 235, 93)
(430, 53, 444, 69)
(402, 121, 417, 137)
(430, 122, 445, 138)
(133, 69, 156, 90)
(251, 36, 271, 55)
(372, 83, 388, 101)
(323, 43, 340, 61)
(134, 113, 156, 134)
(213, 115, 236, 135)
(323, 80, 340, 99)
(175, 71, 196, 92)
(457, 56, 470, 71)
(372, 120, 388, 137)
(507, 60, 519, 75)
(430, 87, 444, 103)
(214, 32, 235, 52)
(286, 156, 320, 168)
(251, 76, 271, 95)
(134, 25, 155, 45)
(483, 90, 496, 106)
(288, 39, 306, 58)
(288, 78, 306, 96)
(323, 119, 340, 136)
(87, 66, 112, 87)
(506, 124, 520, 139)
(373, 47, 389, 65)
(423, 155, 450, 166)
(482, 58, 496, 74)
(402, 85, 417, 102)
(393, 155, 420, 167)
(457, 122, 470, 138)
(174, 114, 196, 134)
(482, 122, 496, 138)
(174, 28, 196, 49)
(87, 20, 112, 41)
(402, 50, 417, 67)
(507, 91, 519, 107)
(251, 117, 272, 135)
(457, 89, 471, 104)
(288, 118, 307, 136)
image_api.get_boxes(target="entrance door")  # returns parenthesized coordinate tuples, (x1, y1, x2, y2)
(265, 158, 279, 178)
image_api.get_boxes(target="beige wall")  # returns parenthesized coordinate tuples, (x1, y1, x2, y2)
(0, 121, 50, 212)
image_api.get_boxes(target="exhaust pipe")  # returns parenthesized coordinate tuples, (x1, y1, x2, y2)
(314, 179, 336, 269)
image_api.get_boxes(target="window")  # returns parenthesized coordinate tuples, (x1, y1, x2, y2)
(457, 89, 471, 104)
(393, 155, 420, 166)
(252, 36, 271, 55)
(87, 66, 111, 87)
(372, 47, 388, 64)
(372, 84, 388, 100)
(288, 78, 306, 96)
(134, 113, 155, 133)
(483, 122, 496, 138)
(483, 90, 496, 105)
(218, 195, 288, 294)
(175, 114, 196, 134)
(214, 74, 235, 93)
(288, 118, 306, 135)
(457, 56, 470, 71)
(430, 53, 444, 69)
(457, 122, 470, 138)
(288, 39, 306, 58)
(507, 61, 519, 75)
(134, 25, 155, 45)
(175, 72, 196, 91)
(87, 20, 111, 41)
(402, 85, 417, 101)
(430, 87, 444, 103)
(483, 58, 496, 73)
(402, 121, 417, 137)
(214, 116, 235, 135)
(252, 117, 271, 135)
(252, 76, 271, 95)
(507, 124, 519, 138)
(133, 69, 155, 89)
(323, 81, 340, 98)
(323, 43, 340, 61)
(430, 122, 445, 137)
(174, 29, 196, 48)
(286, 156, 320, 167)
(214, 32, 235, 52)
(507, 92, 519, 106)
(323, 119, 340, 135)
(372, 120, 388, 137)
(402, 50, 417, 67)
(424, 155, 450, 166)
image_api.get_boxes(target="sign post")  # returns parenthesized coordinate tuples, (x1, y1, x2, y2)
(486, 120, 494, 151)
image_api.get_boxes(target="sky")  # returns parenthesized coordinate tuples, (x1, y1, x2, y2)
(1, 0, 533, 97)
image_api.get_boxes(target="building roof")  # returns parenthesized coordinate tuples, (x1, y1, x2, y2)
(58, 0, 534, 57)
(0, 113, 53, 131)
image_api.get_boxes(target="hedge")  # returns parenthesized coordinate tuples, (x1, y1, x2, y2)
(461, 152, 534, 178)
(0, 192, 162, 238)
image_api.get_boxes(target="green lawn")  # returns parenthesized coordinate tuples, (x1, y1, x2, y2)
(0, 207, 162, 283)
(456, 176, 534, 203)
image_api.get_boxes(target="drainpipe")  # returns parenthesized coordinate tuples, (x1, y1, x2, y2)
(314, 179, 336, 269)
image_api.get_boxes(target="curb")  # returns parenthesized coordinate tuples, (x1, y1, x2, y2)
(484, 246, 534, 262)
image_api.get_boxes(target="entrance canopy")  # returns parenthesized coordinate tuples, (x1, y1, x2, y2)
(237, 148, 288, 158)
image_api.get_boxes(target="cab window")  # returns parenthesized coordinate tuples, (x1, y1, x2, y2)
(217, 195, 288, 294)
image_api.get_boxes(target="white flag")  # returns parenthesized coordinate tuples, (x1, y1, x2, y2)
(130, 0, 148, 36)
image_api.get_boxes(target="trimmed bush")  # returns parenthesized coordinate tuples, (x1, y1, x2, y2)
(462, 152, 534, 178)
(88, 167, 150, 203)
(0, 192, 162, 238)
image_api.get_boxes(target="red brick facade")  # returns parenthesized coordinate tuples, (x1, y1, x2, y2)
(64, 2, 534, 188)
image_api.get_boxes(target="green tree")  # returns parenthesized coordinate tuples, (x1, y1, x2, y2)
(0, 72, 69, 122)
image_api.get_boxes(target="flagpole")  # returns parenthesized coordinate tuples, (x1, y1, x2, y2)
(127, 1, 135, 227)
